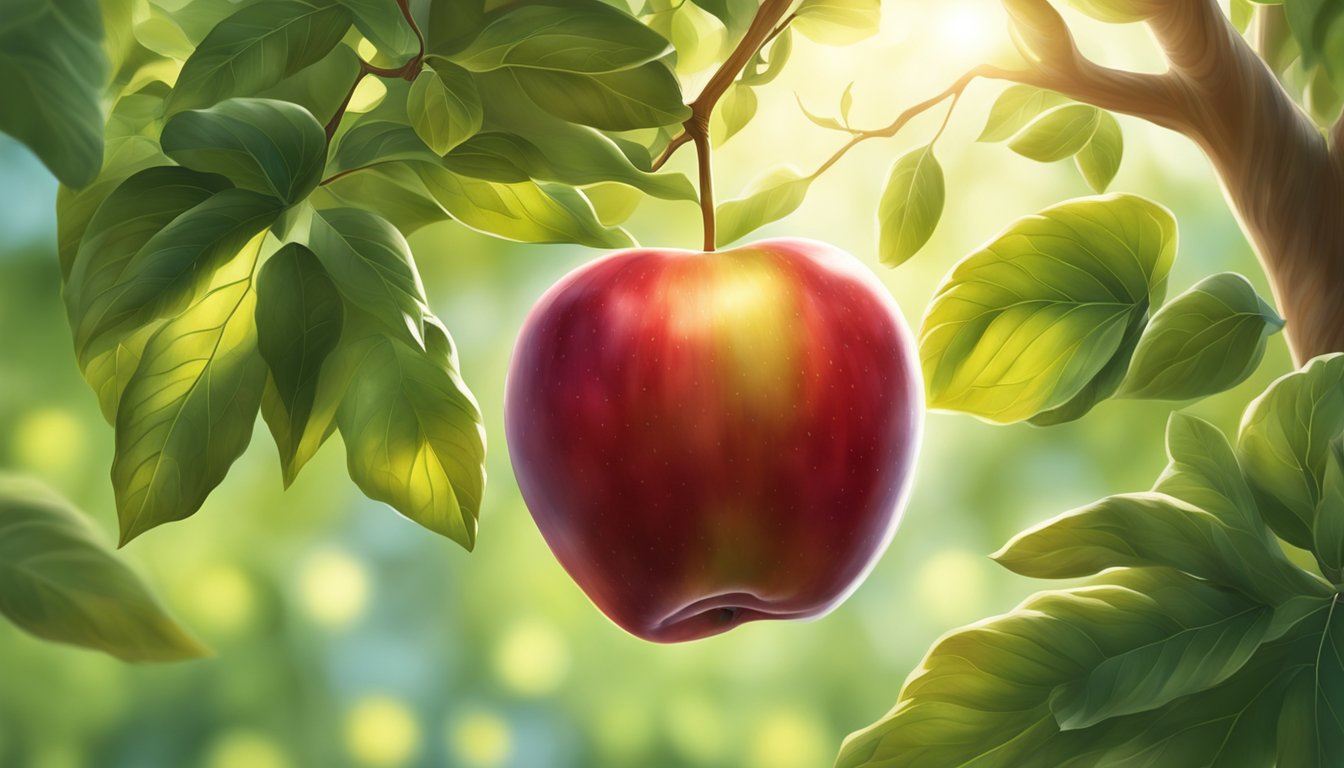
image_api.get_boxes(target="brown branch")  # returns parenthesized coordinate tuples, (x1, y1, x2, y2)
(692, 131, 716, 250)
(325, 3, 427, 142)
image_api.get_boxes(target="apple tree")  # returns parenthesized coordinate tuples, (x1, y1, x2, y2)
(2, 0, 1344, 763)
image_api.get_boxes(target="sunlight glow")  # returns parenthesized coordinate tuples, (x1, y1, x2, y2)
(917, 549, 988, 624)
(935, 5, 997, 58)
(206, 731, 291, 768)
(12, 407, 84, 476)
(747, 708, 830, 768)
(187, 563, 255, 634)
(299, 548, 370, 628)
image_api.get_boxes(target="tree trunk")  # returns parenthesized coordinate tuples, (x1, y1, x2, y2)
(1150, 0, 1344, 365)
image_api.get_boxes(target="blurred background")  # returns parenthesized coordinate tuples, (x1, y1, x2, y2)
(0, 2, 1287, 766)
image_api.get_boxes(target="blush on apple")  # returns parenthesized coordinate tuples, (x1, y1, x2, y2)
(504, 238, 923, 642)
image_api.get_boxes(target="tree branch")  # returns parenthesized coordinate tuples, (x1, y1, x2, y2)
(325, 2, 427, 142)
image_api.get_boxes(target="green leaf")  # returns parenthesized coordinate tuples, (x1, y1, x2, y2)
(255, 243, 344, 485)
(418, 166, 634, 248)
(448, 1, 671, 73)
(329, 120, 440, 174)
(162, 98, 328, 204)
(877, 145, 945, 267)
(0, 0, 106, 185)
(978, 85, 1072, 143)
(314, 162, 448, 235)
(113, 250, 269, 545)
(1316, 439, 1344, 583)
(167, 0, 353, 114)
(919, 194, 1175, 423)
(1119, 273, 1284, 401)
(408, 61, 483, 156)
(335, 315, 486, 549)
(1025, 310, 1145, 426)
(1048, 583, 1271, 730)
(1277, 597, 1344, 765)
(713, 83, 757, 146)
(0, 475, 207, 661)
(1237, 353, 1344, 549)
(511, 62, 691, 131)
(715, 168, 813, 247)
(794, 0, 880, 45)
(1155, 412, 1264, 530)
(741, 26, 791, 86)
(1074, 110, 1123, 192)
(687, 0, 757, 35)
(308, 207, 430, 346)
(474, 73, 696, 199)
(255, 43, 363, 126)
(1009, 104, 1102, 162)
(69, 188, 284, 371)
(836, 569, 1301, 768)
(995, 491, 1325, 605)
(337, 0, 418, 58)
(57, 136, 166, 278)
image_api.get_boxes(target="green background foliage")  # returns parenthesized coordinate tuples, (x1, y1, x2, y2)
(0, 0, 1331, 766)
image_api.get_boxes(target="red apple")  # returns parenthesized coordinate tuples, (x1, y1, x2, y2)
(504, 238, 923, 642)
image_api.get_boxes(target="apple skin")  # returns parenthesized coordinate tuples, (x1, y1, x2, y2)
(504, 238, 923, 642)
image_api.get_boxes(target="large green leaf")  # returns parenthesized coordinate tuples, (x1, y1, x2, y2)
(417, 166, 634, 248)
(161, 98, 328, 204)
(308, 207, 430, 346)
(167, 0, 353, 113)
(919, 194, 1175, 423)
(978, 85, 1072, 142)
(448, 1, 671, 73)
(836, 569, 1311, 768)
(255, 43, 362, 126)
(877, 145, 944, 267)
(0, 0, 107, 186)
(715, 168, 813, 247)
(113, 251, 269, 544)
(408, 61, 483, 156)
(255, 243, 344, 485)
(334, 315, 486, 549)
(511, 62, 691, 131)
(1316, 439, 1344, 583)
(57, 135, 166, 278)
(328, 121, 440, 174)
(994, 491, 1325, 605)
(1238, 353, 1344, 549)
(1120, 273, 1284, 401)
(0, 475, 207, 662)
(1048, 580, 1271, 730)
(70, 188, 283, 370)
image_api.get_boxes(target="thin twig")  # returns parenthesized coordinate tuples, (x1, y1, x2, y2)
(323, 4, 428, 143)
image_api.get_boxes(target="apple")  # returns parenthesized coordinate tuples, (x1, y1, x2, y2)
(504, 238, 923, 642)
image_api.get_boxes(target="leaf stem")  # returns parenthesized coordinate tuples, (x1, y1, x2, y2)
(651, 0, 796, 251)
(323, 4, 428, 143)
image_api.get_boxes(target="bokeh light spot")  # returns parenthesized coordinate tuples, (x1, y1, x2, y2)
(205, 730, 290, 768)
(936, 4, 996, 57)
(12, 407, 85, 476)
(299, 548, 370, 628)
(664, 693, 728, 764)
(746, 707, 830, 768)
(492, 619, 570, 696)
(916, 549, 988, 624)
(345, 696, 421, 768)
(448, 710, 513, 767)
(187, 563, 255, 634)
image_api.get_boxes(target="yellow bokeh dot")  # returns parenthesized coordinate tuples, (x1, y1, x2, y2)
(492, 619, 569, 697)
(187, 563, 255, 634)
(206, 731, 291, 768)
(664, 693, 727, 764)
(746, 708, 829, 768)
(349, 78, 387, 113)
(916, 549, 988, 624)
(448, 711, 513, 767)
(299, 549, 370, 628)
(345, 696, 421, 768)
(12, 408, 85, 476)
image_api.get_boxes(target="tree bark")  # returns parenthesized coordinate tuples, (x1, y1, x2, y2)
(1147, 0, 1344, 364)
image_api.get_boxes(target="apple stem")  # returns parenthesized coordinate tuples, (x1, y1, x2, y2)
(691, 127, 716, 251)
